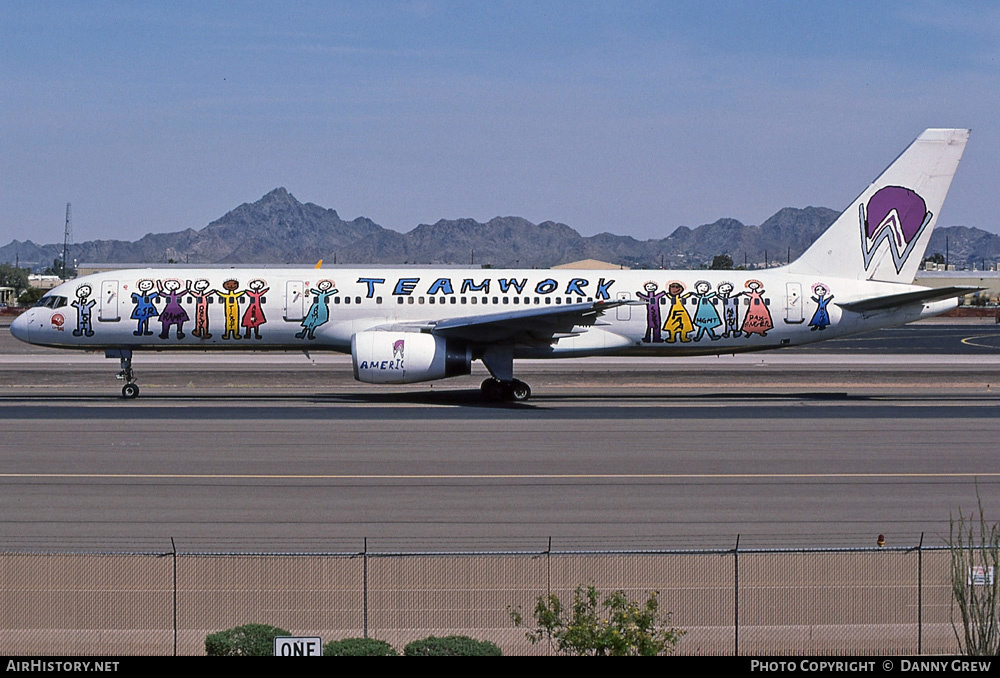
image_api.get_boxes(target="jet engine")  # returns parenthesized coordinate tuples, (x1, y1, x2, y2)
(351, 330, 471, 384)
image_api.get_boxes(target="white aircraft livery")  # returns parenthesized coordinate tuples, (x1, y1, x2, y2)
(10, 129, 973, 401)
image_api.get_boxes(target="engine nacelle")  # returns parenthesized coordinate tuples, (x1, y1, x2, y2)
(351, 330, 471, 384)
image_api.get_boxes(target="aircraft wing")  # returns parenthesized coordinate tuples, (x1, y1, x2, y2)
(836, 286, 982, 313)
(376, 300, 628, 345)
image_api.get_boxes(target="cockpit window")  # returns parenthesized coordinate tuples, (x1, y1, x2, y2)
(33, 295, 68, 309)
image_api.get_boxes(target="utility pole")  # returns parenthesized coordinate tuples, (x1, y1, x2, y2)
(61, 203, 73, 279)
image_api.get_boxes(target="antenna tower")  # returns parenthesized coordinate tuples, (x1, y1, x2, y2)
(61, 203, 73, 279)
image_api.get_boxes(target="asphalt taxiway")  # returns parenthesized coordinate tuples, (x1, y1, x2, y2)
(2, 318, 1000, 553)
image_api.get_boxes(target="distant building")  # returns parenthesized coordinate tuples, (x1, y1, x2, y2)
(28, 274, 62, 291)
(914, 270, 1000, 304)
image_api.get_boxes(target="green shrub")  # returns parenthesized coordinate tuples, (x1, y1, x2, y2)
(323, 637, 398, 656)
(511, 585, 684, 656)
(204, 623, 291, 656)
(403, 634, 502, 656)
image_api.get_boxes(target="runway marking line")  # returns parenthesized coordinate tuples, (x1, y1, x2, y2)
(2, 472, 999, 480)
(961, 334, 1000, 350)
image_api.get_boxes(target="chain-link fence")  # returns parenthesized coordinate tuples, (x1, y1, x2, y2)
(0, 542, 964, 656)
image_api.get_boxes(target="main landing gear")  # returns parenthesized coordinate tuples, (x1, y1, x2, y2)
(106, 349, 139, 399)
(480, 378, 531, 403)
(478, 344, 532, 402)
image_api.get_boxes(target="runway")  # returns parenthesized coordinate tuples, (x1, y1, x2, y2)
(2, 318, 1000, 553)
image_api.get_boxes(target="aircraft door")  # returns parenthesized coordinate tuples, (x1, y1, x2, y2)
(784, 282, 803, 324)
(284, 281, 305, 321)
(99, 280, 120, 322)
(616, 292, 631, 321)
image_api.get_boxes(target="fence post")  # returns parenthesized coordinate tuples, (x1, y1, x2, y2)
(918, 532, 924, 655)
(734, 534, 740, 657)
(546, 537, 552, 597)
(170, 537, 177, 657)
(363, 537, 369, 639)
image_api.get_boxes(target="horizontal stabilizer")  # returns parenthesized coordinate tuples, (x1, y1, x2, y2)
(836, 286, 981, 313)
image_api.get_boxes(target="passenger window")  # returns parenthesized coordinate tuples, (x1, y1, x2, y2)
(450, 297, 457, 304)
(376, 297, 382, 304)
(397, 297, 404, 304)
(407, 297, 414, 304)
(335, 296, 341, 304)
(355, 297, 361, 304)
(429, 297, 435, 304)
(344, 296, 351, 304)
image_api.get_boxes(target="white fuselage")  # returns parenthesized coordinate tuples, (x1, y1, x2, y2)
(10, 266, 953, 359)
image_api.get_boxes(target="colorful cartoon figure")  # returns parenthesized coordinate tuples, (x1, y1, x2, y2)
(217, 279, 246, 340)
(295, 279, 337, 340)
(662, 281, 694, 343)
(717, 281, 744, 339)
(636, 281, 667, 343)
(241, 278, 269, 339)
(189, 279, 216, 339)
(71, 283, 96, 337)
(809, 283, 834, 331)
(393, 339, 405, 360)
(741, 279, 773, 337)
(130, 279, 159, 336)
(157, 278, 191, 340)
(690, 280, 722, 341)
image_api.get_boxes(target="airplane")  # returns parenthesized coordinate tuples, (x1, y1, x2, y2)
(10, 128, 974, 402)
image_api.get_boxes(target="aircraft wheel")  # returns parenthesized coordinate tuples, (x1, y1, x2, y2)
(509, 379, 531, 402)
(480, 378, 505, 402)
(122, 383, 140, 399)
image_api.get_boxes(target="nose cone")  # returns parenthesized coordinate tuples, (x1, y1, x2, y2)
(9, 311, 31, 344)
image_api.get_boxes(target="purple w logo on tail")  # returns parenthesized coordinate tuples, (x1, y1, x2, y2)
(859, 185, 932, 275)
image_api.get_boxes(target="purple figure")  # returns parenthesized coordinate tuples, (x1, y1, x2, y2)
(637, 281, 667, 343)
(157, 278, 190, 340)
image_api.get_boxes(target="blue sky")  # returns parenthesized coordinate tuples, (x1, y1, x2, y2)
(2, 1, 998, 246)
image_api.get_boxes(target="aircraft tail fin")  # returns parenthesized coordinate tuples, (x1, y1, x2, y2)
(788, 128, 969, 283)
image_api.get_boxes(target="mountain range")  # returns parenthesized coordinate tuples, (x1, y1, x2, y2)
(2, 187, 996, 271)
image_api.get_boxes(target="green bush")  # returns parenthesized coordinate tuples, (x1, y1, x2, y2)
(403, 634, 502, 656)
(511, 585, 684, 656)
(323, 637, 398, 656)
(204, 623, 291, 656)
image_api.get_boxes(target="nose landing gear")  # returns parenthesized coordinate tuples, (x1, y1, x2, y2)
(106, 349, 140, 399)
